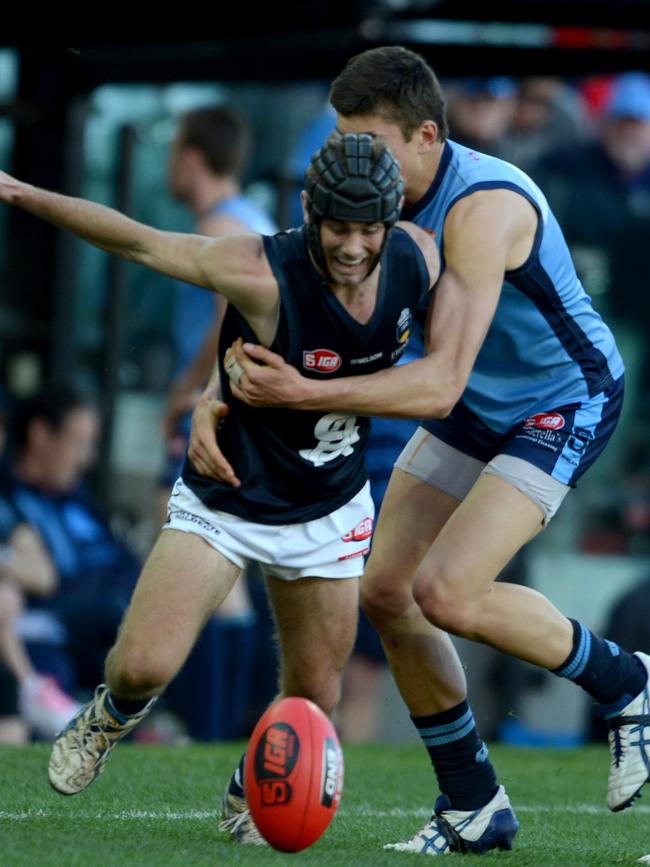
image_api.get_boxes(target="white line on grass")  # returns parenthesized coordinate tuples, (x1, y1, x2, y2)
(2, 804, 650, 820)
(0, 809, 218, 821)
(349, 805, 650, 817)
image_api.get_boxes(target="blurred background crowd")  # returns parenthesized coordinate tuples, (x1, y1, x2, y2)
(1, 6, 649, 747)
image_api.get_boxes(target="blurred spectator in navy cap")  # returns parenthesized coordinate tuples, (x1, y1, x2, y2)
(447, 77, 517, 156)
(601, 72, 650, 178)
(460, 77, 518, 99)
(606, 72, 650, 121)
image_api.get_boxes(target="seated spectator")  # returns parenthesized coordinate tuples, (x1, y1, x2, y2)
(0, 395, 79, 740)
(1, 385, 140, 698)
(0, 581, 79, 741)
(534, 73, 650, 330)
(499, 77, 589, 173)
(447, 76, 588, 175)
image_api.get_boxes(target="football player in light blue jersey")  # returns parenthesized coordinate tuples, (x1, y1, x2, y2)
(224, 47, 649, 856)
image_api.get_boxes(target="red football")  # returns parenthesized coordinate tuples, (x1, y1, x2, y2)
(244, 697, 344, 852)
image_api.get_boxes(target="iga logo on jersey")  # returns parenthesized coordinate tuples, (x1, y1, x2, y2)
(342, 517, 374, 543)
(303, 349, 342, 373)
(523, 412, 565, 431)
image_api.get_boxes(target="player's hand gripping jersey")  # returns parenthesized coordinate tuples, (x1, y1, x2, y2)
(183, 224, 430, 523)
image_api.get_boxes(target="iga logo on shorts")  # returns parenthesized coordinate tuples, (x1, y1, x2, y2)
(342, 517, 374, 542)
(303, 349, 342, 373)
(523, 412, 565, 431)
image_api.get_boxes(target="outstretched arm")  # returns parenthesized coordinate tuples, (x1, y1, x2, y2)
(0, 170, 278, 318)
(229, 189, 536, 419)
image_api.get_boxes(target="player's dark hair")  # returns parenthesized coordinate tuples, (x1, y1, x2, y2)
(330, 46, 448, 141)
(176, 106, 251, 178)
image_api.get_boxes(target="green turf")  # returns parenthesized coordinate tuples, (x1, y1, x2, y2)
(0, 743, 648, 866)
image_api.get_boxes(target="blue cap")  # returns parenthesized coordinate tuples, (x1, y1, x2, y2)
(459, 77, 517, 99)
(606, 73, 650, 122)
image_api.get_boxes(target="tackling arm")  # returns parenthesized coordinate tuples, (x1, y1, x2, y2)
(231, 190, 535, 419)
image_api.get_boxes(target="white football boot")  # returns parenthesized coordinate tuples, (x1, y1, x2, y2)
(607, 651, 650, 812)
(48, 683, 156, 795)
(219, 786, 267, 846)
(384, 785, 519, 855)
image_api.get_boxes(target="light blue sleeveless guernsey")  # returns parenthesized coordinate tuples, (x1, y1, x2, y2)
(404, 140, 624, 435)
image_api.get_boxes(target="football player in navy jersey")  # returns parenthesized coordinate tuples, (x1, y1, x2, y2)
(0, 132, 440, 843)
(223, 47, 649, 855)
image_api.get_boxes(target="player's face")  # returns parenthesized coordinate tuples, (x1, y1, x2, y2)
(320, 219, 386, 287)
(337, 114, 420, 199)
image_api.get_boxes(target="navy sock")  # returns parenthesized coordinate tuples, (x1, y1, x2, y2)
(228, 753, 246, 798)
(552, 619, 648, 714)
(106, 692, 152, 722)
(412, 700, 498, 810)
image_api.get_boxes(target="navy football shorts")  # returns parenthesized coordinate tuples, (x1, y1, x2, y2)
(421, 375, 624, 488)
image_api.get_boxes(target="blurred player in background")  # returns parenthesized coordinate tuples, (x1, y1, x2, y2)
(163, 105, 277, 498)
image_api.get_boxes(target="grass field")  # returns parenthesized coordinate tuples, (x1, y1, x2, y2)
(1, 743, 648, 866)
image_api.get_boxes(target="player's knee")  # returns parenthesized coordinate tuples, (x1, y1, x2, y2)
(360, 577, 411, 627)
(412, 571, 473, 636)
(106, 643, 174, 695)
(312, 683, 341, 716)
(283, 668, 342, 716)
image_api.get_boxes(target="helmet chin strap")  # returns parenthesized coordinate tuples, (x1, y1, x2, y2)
(306, 220, 329, 280)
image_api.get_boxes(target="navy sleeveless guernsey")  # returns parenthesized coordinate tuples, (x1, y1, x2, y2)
(183, 224, 431, 523)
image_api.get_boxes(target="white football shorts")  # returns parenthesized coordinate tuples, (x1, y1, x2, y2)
(163, 478, 375, 580)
